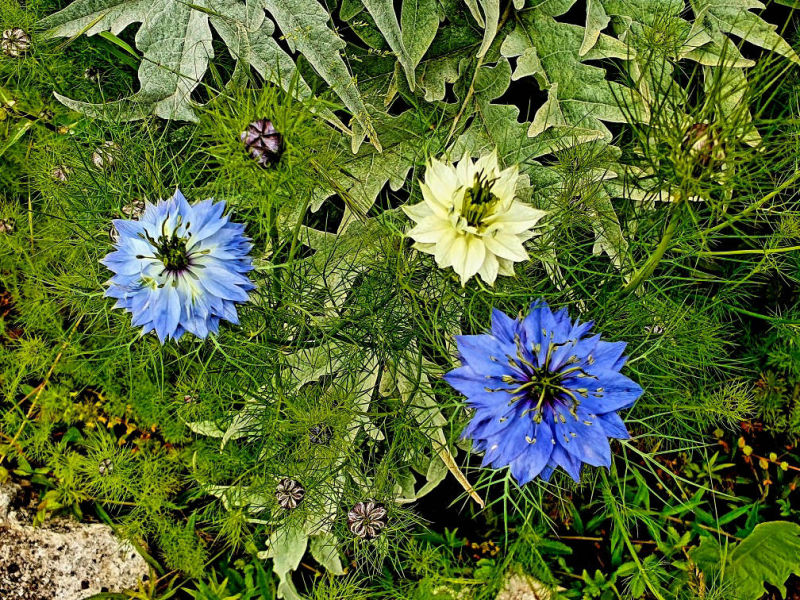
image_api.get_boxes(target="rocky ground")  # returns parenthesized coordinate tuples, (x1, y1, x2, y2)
(0, 482, 149, 600)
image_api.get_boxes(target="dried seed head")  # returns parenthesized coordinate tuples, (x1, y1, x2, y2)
(348, 500, 387, 539)
(240, 119, 283, 167)
(121, 198, 146, 219)
(109, 198, 146, 243)
(51, 165, 70, 183)
(1, 28, 30, 57)
(98, 458, 114, 476)
(276, 478, 305, 510)
(83, 66, 101, 82)
(92, 141, 120, 169)
(309, 424, 333, 445)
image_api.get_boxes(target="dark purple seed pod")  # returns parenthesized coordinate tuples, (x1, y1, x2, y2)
(1, 28, 30, 57)
(84, 66, 101, 82)
(276, 478, 305, 510)
(309, 424, 333, 445)
(347, 500, 387, 539)
(240, 119, 283, 167)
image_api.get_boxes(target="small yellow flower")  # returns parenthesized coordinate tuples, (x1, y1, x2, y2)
(403, 151, 546, 286)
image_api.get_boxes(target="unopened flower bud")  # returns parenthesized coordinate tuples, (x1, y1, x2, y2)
(241, 119, 283, 167)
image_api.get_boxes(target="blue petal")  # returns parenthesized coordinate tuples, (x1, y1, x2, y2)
(596, 411, 630, 440)
(585, 369, 643, 412)
(455, 334, 518, 378)
(588, 341, 627, 371)
(553, 403, 611, 468)
(507, 421, 554, 484)
(490, 308, 517, 340)
(549, 444, 583, 482)
(444, 365, 509, 396)
(480, 415, 533, 468)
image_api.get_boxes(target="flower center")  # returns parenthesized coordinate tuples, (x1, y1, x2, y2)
(461, 171, 499, 228)
(488, 335, 594, 423)
(155, 231, 190, 272)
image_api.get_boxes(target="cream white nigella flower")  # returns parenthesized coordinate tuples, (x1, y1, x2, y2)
(403, 151, 547, 286)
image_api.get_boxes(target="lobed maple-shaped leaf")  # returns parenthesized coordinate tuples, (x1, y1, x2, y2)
(500, 10, 648, 142)
(39, 0, 378, 149)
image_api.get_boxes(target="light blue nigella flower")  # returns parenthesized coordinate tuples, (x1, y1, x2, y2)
(444, 300, 642, 484)
(102, 189, 254, 342)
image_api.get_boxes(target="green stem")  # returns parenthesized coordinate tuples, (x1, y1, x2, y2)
(621, 201, 682, 296)
(691, 244, 800, 257)
(601, 470, 668, 600)
(444, 1, 513, 146)
(702, 168, 800, 237)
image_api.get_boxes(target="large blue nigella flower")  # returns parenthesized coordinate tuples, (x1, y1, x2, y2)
(445, 300, 642, 484)
(102, 189, 254, 342)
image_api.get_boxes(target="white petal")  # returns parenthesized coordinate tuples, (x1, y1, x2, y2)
(498, 257, 515, 276)
(456, 153, 474, 186)
(407, 216, 453, 244)
(491, 165, 519, 205)
(402, 201, 433, 222)
(477, 252, 499, 285)
(483, 232, 530, 262)
(450, 235, 485, 286)
(474, 149, 499, 177)
(412, 242, 436, 255)
(420, 181, 454, 218)
(426, 158, 459, 200)
(434, 228, 459, 268)
(487, 202, 547, 234)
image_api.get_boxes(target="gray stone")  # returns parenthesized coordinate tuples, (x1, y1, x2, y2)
(496, 572, 560, 600)
(0, 482, 149, 600)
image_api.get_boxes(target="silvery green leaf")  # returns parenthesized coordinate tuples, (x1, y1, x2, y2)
(44, 0, 213, 121)
(452, 60, 593, 164)
(401, 0, 439, 67)
(396, 350, 483, 507)
(220, 406, 259, 448)
(413, 454, 449, 499)
(259, 527, 308, 600)
(579, 0, 609, 56)
(285, 344, 349, 387)
(262, 0, 380, 152)
(185, 420, 225, 438)
(206, 5, 306, 94)
(313, 110, 439, 216)
(402, 0, 479, 101)
(462, 0, 484, 26)
(472, 0, 499, 58)
(415, 51, 471, 101)
(707, 66, 760, 146)
(309, 533, 345, 575)
(501, 14, 648, 140)
(361, 0, 416, 88)
(689, 0, 800, 64)
(587, 184, 629, 273)
(393, 469, 419, 503)
(204, 484, 270, 512)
